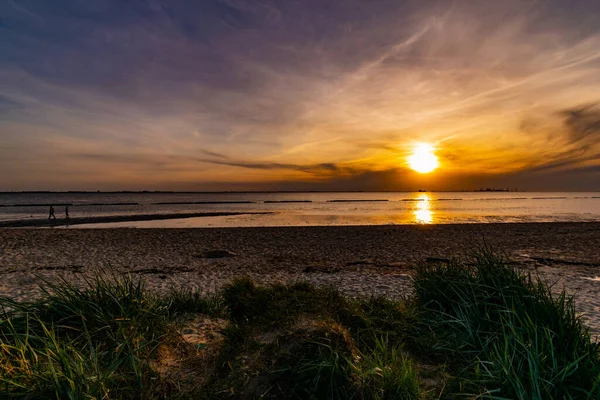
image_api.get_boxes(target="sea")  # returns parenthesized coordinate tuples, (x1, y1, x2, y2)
(1, 192, 599, 228)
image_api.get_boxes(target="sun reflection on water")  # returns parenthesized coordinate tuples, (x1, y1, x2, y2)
(414, 194, 433, 224)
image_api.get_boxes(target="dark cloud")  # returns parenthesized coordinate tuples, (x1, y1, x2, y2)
(197, 149, 228, 159)
(561, 104, 600, 145)
(514, 103, 600, 174)
(267, 167, 600, 192)
(196, 158, 355, 175)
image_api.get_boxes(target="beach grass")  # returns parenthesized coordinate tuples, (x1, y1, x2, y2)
(411, 247, 600, 398)
(0, 250, 598, 399)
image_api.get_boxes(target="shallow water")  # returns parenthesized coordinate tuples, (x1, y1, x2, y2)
(1, 192, 599, 227)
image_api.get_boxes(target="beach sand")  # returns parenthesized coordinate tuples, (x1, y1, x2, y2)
(1, 223, 599, 336)
(0, 211, 271, 228)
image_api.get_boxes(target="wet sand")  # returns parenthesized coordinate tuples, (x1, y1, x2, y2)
(0, 211, 271, 228)
(1, 223, 599, 336)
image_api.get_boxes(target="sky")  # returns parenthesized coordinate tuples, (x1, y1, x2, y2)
(1, 0, 600, 191)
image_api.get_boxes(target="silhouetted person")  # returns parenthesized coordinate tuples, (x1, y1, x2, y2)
(48, 205, 56, 220)
(65, 205, 70, 219)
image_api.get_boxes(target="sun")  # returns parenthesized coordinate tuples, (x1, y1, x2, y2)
(408, 143, 439, 173)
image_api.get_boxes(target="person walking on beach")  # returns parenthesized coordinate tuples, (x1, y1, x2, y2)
(48, 205, 56, 220)
(65, 205, 70, 219)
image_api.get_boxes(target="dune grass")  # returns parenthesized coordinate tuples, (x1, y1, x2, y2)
(0, 249, 598, 399)
(411, 248, 600, 399)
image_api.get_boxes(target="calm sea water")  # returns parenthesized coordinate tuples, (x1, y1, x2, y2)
(1, 192, 599, 228)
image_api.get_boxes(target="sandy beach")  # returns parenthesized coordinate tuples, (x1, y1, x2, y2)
(1, 223, 599, 336)
(0, 211, 272, 228)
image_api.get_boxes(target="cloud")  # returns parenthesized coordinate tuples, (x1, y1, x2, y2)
(196, 158, 356, 176)
(515, 103, 600, 174)
(561, 104, 600, 146)
(2, 0, 600, 190)
(198, 149, 229, 159)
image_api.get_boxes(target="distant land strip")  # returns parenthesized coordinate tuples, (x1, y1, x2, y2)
(0, 203, 139, 207)
(72, 203, 139, 206)
(327, 199, 389, 203)
(153, 201, 255, 205)
(0, 212, 272, 228)
(263, 200, 312, 203)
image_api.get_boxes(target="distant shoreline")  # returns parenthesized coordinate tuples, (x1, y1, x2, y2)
(6, 190, 596, 194)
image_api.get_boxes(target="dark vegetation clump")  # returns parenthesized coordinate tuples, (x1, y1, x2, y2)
(411, 247, 600, 399)
(0, 249, 598, 399)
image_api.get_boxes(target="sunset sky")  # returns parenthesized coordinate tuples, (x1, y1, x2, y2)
(1, 0, 600, 191)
